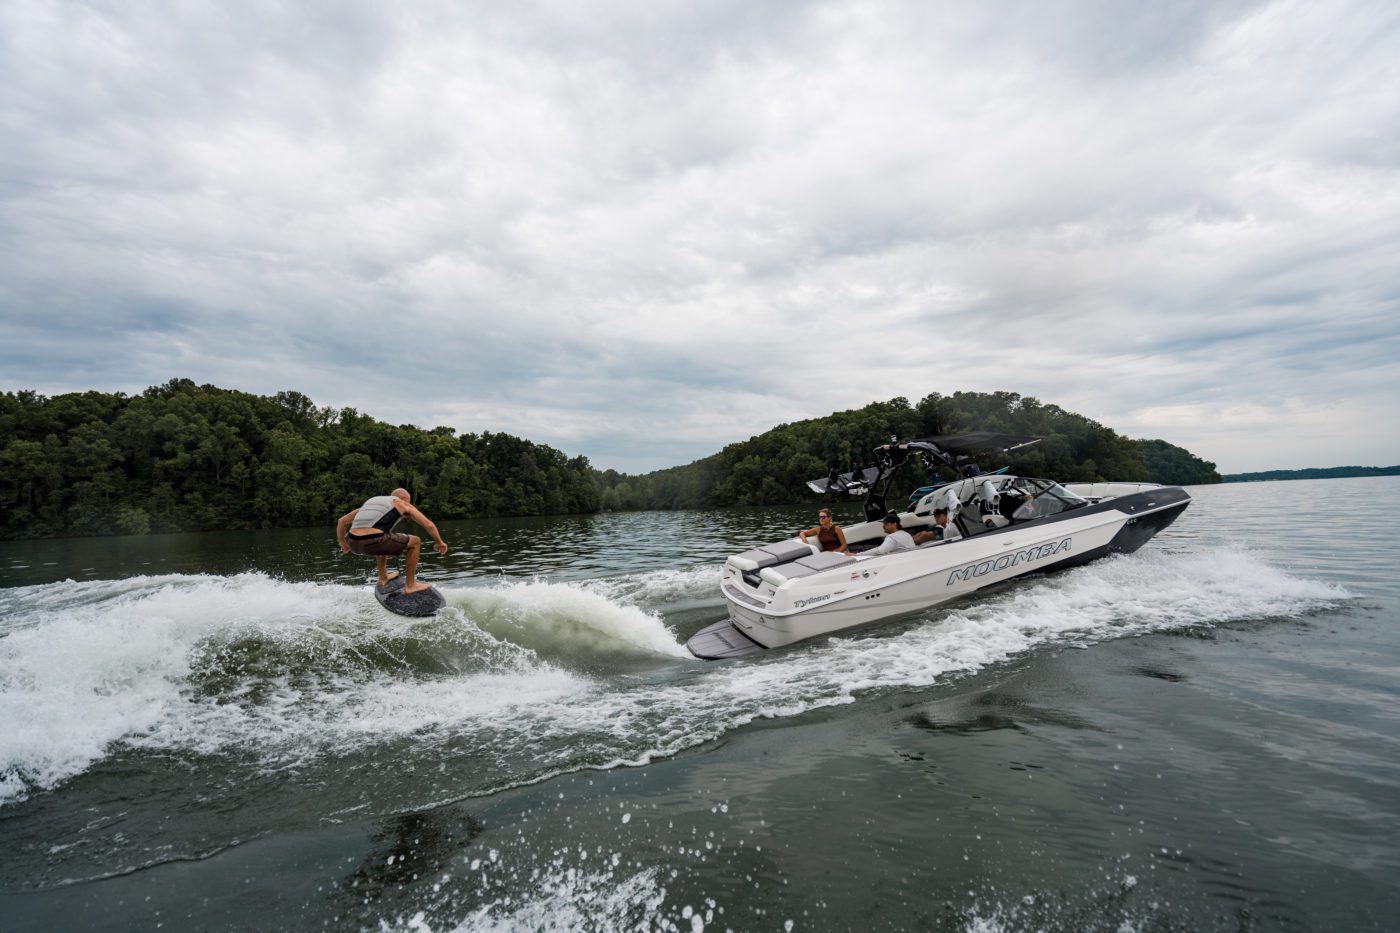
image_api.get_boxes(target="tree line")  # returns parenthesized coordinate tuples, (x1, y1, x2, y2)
(1, 383, 1219, 540)
(0, 379, 598, 539)
(1223, 465, 1400, 483)
(596, 391, 1221, 510)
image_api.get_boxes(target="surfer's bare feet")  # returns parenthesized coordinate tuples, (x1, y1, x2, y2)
(378, 571, 400, 586)
(404, 580, 430, 595)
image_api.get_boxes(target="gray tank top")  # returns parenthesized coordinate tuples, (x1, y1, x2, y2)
(350, 496, 401, 532)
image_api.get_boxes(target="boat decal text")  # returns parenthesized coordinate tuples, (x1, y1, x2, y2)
(794, 593, 831, 609)
(946, 537, 1073, 585)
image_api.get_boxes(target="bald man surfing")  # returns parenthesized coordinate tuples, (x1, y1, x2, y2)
(337, 488, 448, 595)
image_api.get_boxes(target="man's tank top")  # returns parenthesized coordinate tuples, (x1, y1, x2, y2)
(350, 496, 402, 533)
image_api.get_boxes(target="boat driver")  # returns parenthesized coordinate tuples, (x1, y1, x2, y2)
(336, 488, 448, 594)
(868, 512, 916, 555)
(913, 507, 961, 545)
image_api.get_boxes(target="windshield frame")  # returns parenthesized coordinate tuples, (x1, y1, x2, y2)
(1007, 477, 1088, 520)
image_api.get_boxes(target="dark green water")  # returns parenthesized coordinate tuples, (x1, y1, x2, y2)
(2, 478, 1397, 931)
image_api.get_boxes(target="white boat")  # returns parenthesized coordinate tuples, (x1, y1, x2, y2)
(687, 433, 1191, 659)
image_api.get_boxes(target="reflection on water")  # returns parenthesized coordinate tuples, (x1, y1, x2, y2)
(906, 690, 1103, 736)
(1134, 665, 1188, 682)
(344, 809, 485, 906)
(0, 503, 855, 590)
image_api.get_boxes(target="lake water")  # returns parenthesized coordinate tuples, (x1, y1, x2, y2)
(1, 477, 1397, 931)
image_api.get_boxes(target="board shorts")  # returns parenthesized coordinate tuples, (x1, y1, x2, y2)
(346, 531, 411, 556)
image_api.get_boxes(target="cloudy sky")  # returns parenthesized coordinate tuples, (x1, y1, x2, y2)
(2, 0, 1397, 473)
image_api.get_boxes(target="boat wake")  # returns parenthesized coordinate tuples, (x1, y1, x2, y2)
(449, 580, 693, 662)
(0, 572, 688, 806)
(0, 549, 1347, 809)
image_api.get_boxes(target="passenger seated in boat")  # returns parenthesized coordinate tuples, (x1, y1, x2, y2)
(868, 513, 915, 555)
(913, 507, 961, 544)
(799, 508, 849, 554)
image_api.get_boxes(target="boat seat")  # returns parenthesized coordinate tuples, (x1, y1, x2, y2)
(980, 513, 1009, 529)
(973, 480, 1007, 528)
(759, 551, 856, 585)
(728, 539, 814, 573)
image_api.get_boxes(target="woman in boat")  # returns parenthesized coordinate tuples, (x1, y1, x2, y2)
(799, 508, 850, 554)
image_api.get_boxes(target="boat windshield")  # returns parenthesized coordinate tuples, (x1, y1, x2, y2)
(1007, 478, 1088, 521)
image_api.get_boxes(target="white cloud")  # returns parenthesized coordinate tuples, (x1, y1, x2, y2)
(2, 0, 1398, 473)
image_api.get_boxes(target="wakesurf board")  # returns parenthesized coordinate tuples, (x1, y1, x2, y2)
(374, 574, 446, 617)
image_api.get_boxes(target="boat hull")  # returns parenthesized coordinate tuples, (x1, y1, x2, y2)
(687, 487, 1189, 659)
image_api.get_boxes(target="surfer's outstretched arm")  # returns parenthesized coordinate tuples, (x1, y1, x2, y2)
(398, 503, 448, 556)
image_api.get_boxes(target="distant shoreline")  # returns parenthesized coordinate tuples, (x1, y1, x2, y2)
(1223, 466, 1400, 483)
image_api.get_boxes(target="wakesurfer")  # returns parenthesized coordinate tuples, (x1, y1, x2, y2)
(337, 488, 448, 595)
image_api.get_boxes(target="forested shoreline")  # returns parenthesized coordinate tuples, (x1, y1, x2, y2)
(1224, 465, 1400, 482)
(1, 380, 599, 539)
(594, 392, 1222, 510)
(2, 381, 1220, 540)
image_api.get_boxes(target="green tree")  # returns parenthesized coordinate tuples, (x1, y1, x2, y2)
(1135, 439, 1222, 485)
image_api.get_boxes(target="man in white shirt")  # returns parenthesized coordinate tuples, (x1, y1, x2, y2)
(932, 508, 961, 541)
(869, 513, 915, 555)
(913, 507, 962, 545)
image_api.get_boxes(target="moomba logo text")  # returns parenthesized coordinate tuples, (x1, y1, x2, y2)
(946, 538, 1073, 585)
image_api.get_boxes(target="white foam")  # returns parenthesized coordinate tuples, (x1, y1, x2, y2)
(145, 664, 593, 767)
(958, 867, 1161, 933)
(447, 866, 670, 933)
(429, 547, 1349, 780)
(0, 550, 1347, 806)
(381, 859, 677, 933)
(0, 573, 369, 804)
(578, 565, 722, 608)
(449, 580, 691, 659)
(0, 572, 688, 802)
